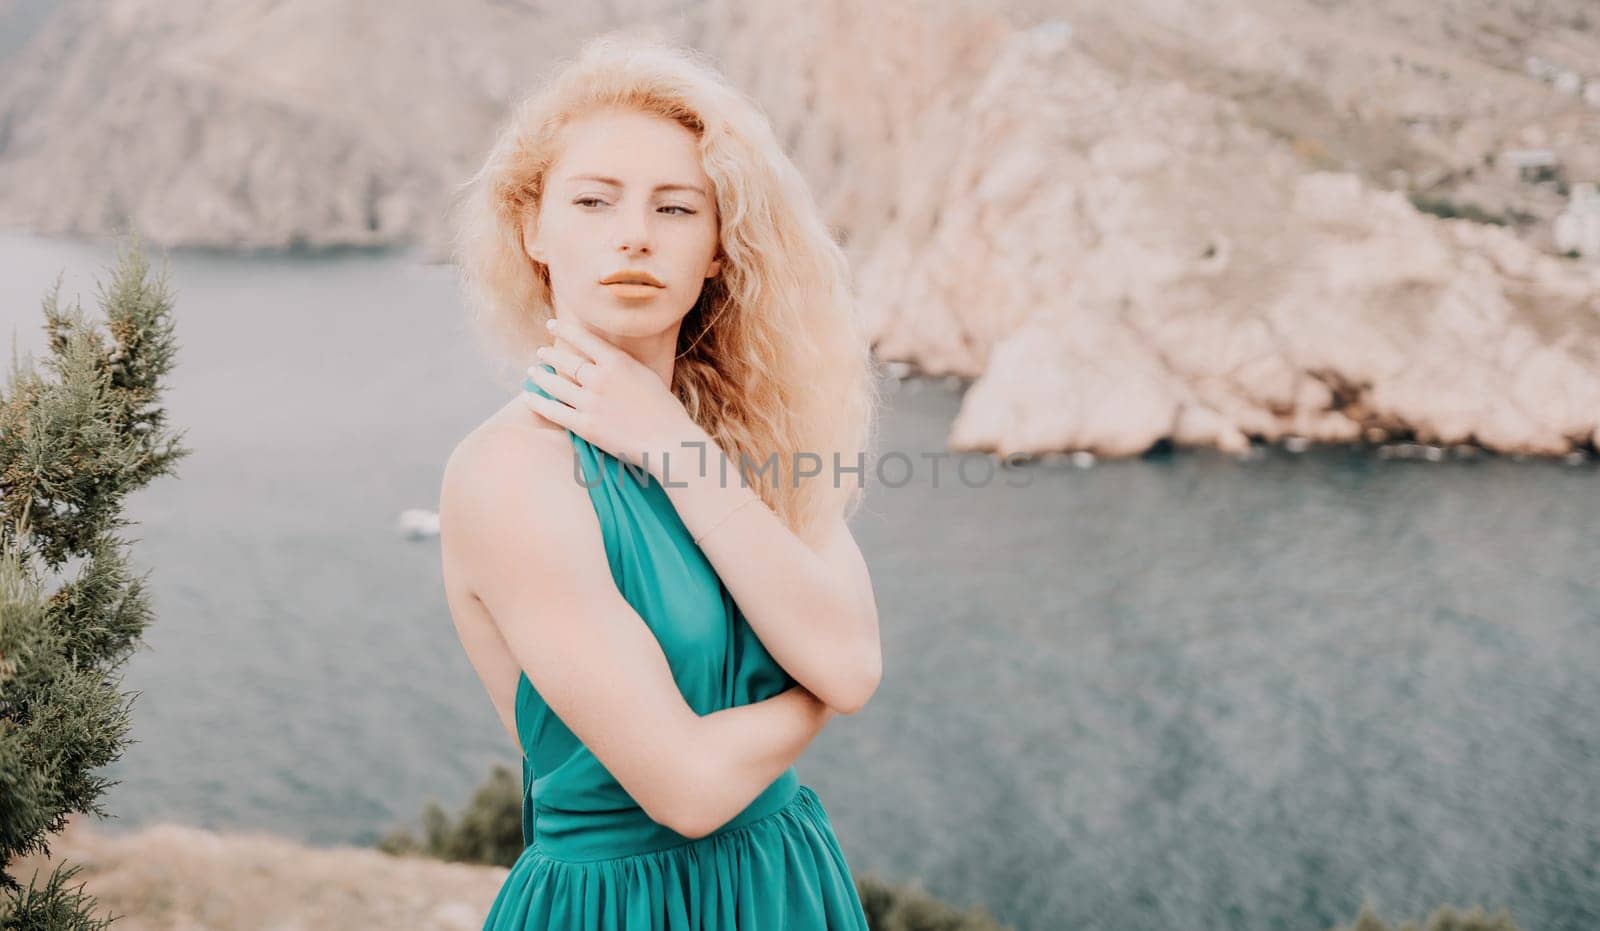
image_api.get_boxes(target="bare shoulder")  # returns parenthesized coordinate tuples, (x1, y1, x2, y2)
(447, 397, 569, 475)
(438, 398, 588, 590)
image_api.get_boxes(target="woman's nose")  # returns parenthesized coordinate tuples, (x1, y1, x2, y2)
(614, 205, 653, 254)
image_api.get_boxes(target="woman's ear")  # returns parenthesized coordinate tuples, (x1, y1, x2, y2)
(520, 211, 544, 263)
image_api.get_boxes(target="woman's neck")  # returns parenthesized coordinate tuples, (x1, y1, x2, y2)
(592, 323, 679, 391)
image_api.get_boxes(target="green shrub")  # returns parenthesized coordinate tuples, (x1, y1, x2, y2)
(1330, 901, 1522, 931)
(0, 233, 189, 929)
(377, 762, 523, 866)
(1407, 193, 1509, 226)
(855, 871, 1012, 930)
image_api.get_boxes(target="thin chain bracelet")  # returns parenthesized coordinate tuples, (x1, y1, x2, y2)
(693, 493, 763, 546)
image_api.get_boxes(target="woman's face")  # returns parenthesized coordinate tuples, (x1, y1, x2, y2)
(523, 107, 723, 346)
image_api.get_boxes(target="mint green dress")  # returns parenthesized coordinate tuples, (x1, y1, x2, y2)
(482, 364, 871, 930)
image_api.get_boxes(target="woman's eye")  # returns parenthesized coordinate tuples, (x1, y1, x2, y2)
(660, 205, 695, 215)
(574, 197, 607, 207)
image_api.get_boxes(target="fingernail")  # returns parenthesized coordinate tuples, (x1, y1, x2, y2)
(545, 319, 556, 331)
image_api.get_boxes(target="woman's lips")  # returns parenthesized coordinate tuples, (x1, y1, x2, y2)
(603, 281, 665, 297)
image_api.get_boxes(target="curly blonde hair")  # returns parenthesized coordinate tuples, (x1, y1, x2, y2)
(450, 33, 878, 544)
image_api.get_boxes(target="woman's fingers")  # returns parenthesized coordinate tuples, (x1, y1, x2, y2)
(540, 343, 596, 384)
(525, 361, 584, 407)
(521, 388, 576, 429)
(547, 316, 621, 370)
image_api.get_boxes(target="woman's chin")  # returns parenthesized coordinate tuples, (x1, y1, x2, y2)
(580, 305, 689, 342)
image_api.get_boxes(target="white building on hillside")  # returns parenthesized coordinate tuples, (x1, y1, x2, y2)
(1500, 149, 1560, 184)
(1554, 182, 1600, 258)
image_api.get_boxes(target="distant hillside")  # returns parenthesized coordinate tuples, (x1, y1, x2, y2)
(723, 0, 1600, 458)
(0, 0, 1595, 458)
(0, 0, 696, 253)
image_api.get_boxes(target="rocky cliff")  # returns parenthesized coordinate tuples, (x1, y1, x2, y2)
(0, 0, 694, 251)
(1, 0, 1596, 457)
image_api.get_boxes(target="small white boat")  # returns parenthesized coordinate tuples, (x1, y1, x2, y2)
(396, 508, 440, 540)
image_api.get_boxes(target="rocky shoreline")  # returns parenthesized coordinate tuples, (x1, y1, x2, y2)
(885, 365, 1600, 464)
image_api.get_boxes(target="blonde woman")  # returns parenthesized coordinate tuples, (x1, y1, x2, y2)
(440, 33, 882, 929)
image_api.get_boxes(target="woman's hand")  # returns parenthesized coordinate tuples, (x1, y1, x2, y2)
(523, 316, 703, 477)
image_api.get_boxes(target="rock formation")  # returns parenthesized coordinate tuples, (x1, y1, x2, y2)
(703, 0, 1600, 457)
(0, 0, 691, 251)
(1, 0, 1597, 457)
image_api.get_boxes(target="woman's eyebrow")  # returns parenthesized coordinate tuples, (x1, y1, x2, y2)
(565, 173, 706, 197)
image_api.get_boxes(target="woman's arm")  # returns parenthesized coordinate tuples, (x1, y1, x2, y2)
(440, 421, 834, 839)
(687, 684, 836, 836)
(653, 429, 883, 716)
(523, 317, 881, 717)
